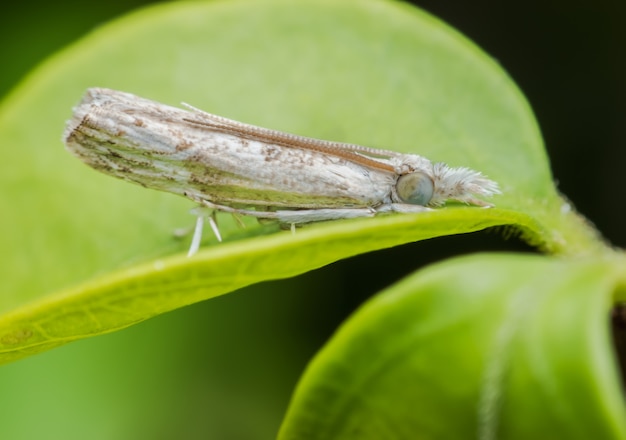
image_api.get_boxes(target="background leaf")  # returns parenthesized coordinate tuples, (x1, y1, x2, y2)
(0, 0, 589, 363)
(1, 1, 623, 438)
(278, 253, 626, 440)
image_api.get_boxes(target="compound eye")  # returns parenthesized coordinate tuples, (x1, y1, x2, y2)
(396, 172, 434, 206)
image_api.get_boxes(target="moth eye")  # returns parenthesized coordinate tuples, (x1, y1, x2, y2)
(396, 172, 434, 206)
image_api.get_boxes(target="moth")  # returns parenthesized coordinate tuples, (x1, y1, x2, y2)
(63, 88, 500, 255)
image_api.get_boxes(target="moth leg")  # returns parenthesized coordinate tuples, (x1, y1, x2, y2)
(199, 200, 281, 220)
(275, 207, 377, 224)
(274, 205, 429, 224)
(187, 207, 222, 257)
(377, 204, 432, 214)
(230, 212, 247, 228)
(187, 215, 204, 257)
(173, 225, 193, 239)
(207, 211, 222, 242)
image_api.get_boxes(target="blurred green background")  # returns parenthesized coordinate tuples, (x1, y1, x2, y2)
(0, 0, 624, 438)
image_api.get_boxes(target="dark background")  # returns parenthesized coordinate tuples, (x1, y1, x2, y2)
(416, 0, 626, 251)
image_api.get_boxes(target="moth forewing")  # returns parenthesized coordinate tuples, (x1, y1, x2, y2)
(63, 87, 500, 255)
(181, 106, 400, 174)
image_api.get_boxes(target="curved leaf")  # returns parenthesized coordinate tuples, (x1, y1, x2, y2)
(278, 253, 626, 440)
(0, 0, 606, 362)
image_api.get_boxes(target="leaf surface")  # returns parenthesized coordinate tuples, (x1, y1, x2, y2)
(279, 254, 626, 440)
(0, 0, 601, 362)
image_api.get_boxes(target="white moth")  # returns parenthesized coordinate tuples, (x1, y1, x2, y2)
(63, 88, 500, 255)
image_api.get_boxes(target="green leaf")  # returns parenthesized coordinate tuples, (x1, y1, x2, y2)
(0, 0, 607, 363)
(278, 253, 626, 440)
